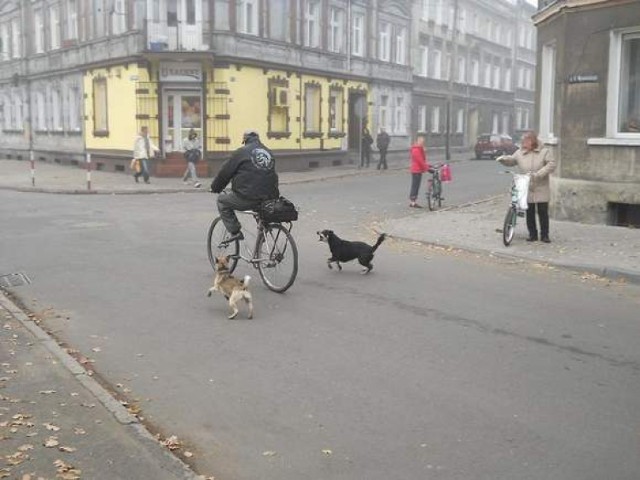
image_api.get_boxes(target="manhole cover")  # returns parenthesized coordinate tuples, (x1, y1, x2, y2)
(0, 272, 32, 288)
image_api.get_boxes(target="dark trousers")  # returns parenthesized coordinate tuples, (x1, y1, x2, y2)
(217, 191, 261, 235)
(360, 148, 371, 167)
(526, 202, 549, 239)
(377, 149, 388, 170)
(409, 173, 423, 201)
(134, 158, 150, 183)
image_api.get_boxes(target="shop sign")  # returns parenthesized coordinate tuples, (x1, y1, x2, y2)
(159, 62, 202, 82)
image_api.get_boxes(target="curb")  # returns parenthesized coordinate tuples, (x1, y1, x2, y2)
(0, 290, 202, 480)
(381, 231, 640, 286)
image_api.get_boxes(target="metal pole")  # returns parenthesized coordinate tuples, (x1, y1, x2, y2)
(86, 152, 92, 191)
(446, 0, 460, 162)
(30, 150, 35, 187)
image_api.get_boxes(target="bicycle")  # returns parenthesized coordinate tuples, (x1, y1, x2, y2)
(425, 163, 445, 211)
(206, 209, 298, 293)
(502, 171, 530, 246)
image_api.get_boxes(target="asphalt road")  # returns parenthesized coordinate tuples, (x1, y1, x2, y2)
(2, 160, 639, 480)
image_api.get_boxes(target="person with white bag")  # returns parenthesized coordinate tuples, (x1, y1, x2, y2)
(497, 131, 556, 242)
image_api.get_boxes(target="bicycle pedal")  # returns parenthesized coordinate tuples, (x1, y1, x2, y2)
(517, 212, 525, 217)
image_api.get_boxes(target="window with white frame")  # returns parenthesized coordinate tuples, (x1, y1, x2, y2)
(380, 95, 389, 131)
(431, 106, 440, 133)
(304, 83, 321, 132)
(395, 27, 406, 65)
(35, 91, 47, 130)
(34, 10, 45, 54)
(433, 49, 442, 79)
(0, 23, 9, 61)
(493, 65, 501, 90)
(418, 104, 427, 132)
(66, 0, 78, 40)
(269, 0, 289, 41)
(445, 54, 451, 81)
(12, 91, 24, 130)
(419, 45, 429, 77)
(447, 5, 455, 29)
(456, 108, 464, 133)
(67, 85, 81, 131)
(11, 18, 20, 58)
(484, 63, 491, 88)
(518, 66, 524, 89)
(473, 12, 479, 34)
(328, 7, 344, 53)
(516, 107, 522, 130)
(524, 109, 530, 129)
(458, 8, 466, 34)
(519, 27, 525, 47)
(539, 44, 556, 139)
(494, 24, 501, 44)
(435, 0, 443, 25)
(504, 67, 512, 92)
(457, 57, 466, 83)
(421, 0, 429, 21)
(238, 0, 258, 35)
(471, 58, 479, 85)
(51, 88, 62, 131)
(379, 22, 391, 61)
(304, 1, 320, 48)
(50, 5, 61, 49)
(526, 67, 533, 90)
(1, 95, 9, 130)
(112, 0, 127, 35)
(616, 32, 640, 134)
(394, 96, 406, 134)
(351, 12, 364, 56)
(502, 112, 509, 134)
(492, 113, 499, 134)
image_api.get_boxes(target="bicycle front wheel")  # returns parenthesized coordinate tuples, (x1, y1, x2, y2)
(207, 217, 239, 272)
(435, 180, 443, 208)
(426, 181, 434, 211)
(256, 224, 298, 293)
(502, 207, 517, 246)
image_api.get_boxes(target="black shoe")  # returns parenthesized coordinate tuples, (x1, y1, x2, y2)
(134, 176, 139, 183)
(541, 237, 551, 243)
(144, 179, 150, 184)
(527, 236, 538, 242)
(222, 231, 244, 245)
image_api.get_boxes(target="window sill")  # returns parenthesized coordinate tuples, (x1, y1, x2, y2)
(303, 131, 323, 139)
(93, 130, 110, 138)
(587, 137, 640, 147)
(328, 131, 345, 138)
(267, 131, 292, 140)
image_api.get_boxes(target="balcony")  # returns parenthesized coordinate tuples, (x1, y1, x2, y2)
(144, 20, 209, 52)
(538, 0, 558, 10)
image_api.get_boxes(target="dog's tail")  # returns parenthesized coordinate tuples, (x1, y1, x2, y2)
(371, 233, 387, 252)
(242, 275, 251, 288)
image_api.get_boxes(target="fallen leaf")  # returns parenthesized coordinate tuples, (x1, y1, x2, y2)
(184, 451, 194, 458)
(39, 390, 57, 395)
(262, 451, 277, 457)
(91, 347, 101, 353)
(18, 444, 33, 451)
(162, 435, 182, 450)
(73, 427, 86, 435)
(59, 446, 76, 453)
(322, 449, 333, 455)
(44, 436, 59, 448)
(43, 423, 60, 432)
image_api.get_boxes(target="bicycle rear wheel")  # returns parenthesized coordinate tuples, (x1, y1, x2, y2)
(256, 224, 298, 293)
(502, 207, 517, 246)
(435, 180, 443, 209)
(207, 217, 240, 272)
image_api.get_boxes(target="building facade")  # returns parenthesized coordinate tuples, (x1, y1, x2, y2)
(411, 0, 536, 154)
(0, 0, 412, 175)
(534, 0, 640, 225)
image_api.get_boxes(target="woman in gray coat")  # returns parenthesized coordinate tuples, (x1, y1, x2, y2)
(497, 131, 556, 242)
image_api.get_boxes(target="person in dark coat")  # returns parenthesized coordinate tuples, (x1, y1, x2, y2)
(360, 127, 373, 168)
(376, 128, 390, 170)
(210, 130, 279, 242)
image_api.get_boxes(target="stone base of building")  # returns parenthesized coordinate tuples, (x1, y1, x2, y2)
(551, 177, 640, 225)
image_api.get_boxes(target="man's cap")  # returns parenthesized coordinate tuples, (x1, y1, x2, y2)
(243, 129, 260, 141)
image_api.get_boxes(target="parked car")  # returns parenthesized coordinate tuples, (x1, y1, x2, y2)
(474, 134, 518, 159)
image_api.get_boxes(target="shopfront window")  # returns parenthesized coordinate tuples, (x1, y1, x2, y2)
(619, 33, 640, 133)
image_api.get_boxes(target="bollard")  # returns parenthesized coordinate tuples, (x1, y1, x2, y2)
(86, 152, 92, 191)
(30, 150, 35, 187)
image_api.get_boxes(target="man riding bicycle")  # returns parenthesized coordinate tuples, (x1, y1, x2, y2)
(210, 130, 279, 243)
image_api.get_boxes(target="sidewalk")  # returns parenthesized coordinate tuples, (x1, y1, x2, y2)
(0, 292, 208, 480)
(379, 194, 640, 285)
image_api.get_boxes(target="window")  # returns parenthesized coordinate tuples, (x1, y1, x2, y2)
(518, 66, 524, 89)
(51, 88, 62, 131)
(444, 54, 451, 81)
(419, 45, 429, 77)
(50, 6, 61, 49)
(34, 10, 45, 54)
(539, 43, 555, 139)
(484, 63, 491, 88)
(504, 67, 512, 92)
(457, 57, 466, 83)
(186, 0, 196, 25)
(269, 0, 289, 41)
(492, 113, 499, 134)
(0, 24, 8, 60)
(516, 107, 523, 130)
(67, 85, 81, 131)
(351, 12, 364, 56)
(0, 95, 9, 130)
(304, 83, 321, 133)
(11, 19, 20, 58)
(214, 0, 230, 30)
(66, 0, 78, 40)
(94, 0, 106, 38)
(431, 106, 440, 133)
(380, 95, 389, 131)
(458, 8, 466, 33)
(268, 79, 289, 135)
(418, 105, 427, 132)
(616, 32, 640, 134)
(447, 5, 454, 29)
(493, 65, 501, 90)
(421, 0, 429, 21)
(524, 109, 530, 129)
(395, 27, 406, 65)
(93, 78, 109, 135)
(328, 87, 343, 133)
(435, 0, 443, 25)
(456, 108, 464, 133)
(12, 91, 23, 130)
(394, 96, 405, 135)
(304, 1, 320, 48)
(328, 7, 344, 53)
(35, 91, 47, 130)
(167, 0, 178, 27)
(502, 113, 509, 134)
(112, 0, 127, 34)
(379, 22, 391, 61)
(238, 0, 258, 35)
(471, 58, 479, 85)
(433, 49, 442, 79)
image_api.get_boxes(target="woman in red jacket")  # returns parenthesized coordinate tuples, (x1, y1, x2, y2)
(409, 134, 430, 208)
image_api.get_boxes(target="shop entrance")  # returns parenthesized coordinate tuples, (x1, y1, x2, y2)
(161, 89, 203, 153)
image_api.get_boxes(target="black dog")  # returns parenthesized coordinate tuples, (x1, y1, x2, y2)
(317, 230, 386, 274)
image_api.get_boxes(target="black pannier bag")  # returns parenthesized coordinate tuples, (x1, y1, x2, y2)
(259, 196, 299, 222)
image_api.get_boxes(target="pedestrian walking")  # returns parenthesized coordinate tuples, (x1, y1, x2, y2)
(409, 134, 430, 208)
(497, 130, 556, 242)
(132, 126, 159, 184)
(182, 129, 202, 188)
(376, 128, 390, 170)
(360, 127, 373, 168)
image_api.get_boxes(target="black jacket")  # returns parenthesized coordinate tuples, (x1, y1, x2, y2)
(211, 140, 279, 201)
(376, 132, 390, 151)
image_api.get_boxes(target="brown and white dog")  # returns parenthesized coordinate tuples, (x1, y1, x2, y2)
(207, 256, 254, 319)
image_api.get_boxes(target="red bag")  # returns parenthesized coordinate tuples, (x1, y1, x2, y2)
(440, 163, 452, 182)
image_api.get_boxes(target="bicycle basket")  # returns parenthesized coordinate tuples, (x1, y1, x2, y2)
(259, 196, 299, 222)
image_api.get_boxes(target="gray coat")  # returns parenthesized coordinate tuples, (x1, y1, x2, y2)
(498, 147, 556, 203)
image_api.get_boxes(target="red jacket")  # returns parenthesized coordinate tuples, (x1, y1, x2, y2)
(410, 145, 429, 173)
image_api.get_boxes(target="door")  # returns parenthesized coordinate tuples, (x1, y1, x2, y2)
(162, 90, 203, 152)
(163, 0, 202, 50)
